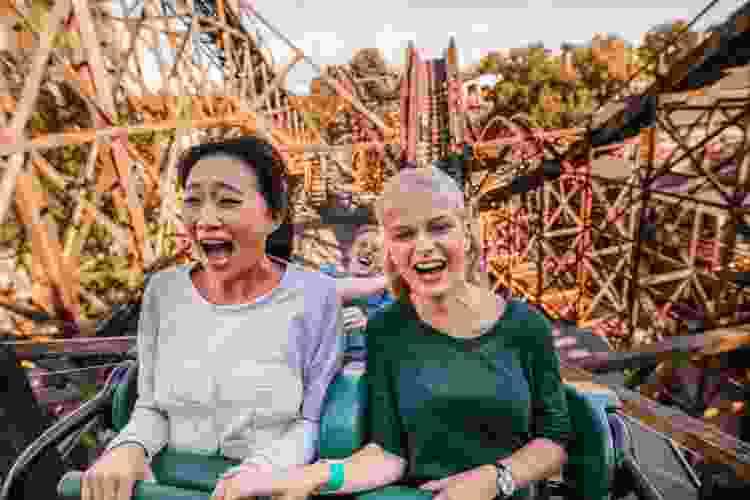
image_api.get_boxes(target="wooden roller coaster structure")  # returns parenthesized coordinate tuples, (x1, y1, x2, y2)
(0, 0, 750, 485)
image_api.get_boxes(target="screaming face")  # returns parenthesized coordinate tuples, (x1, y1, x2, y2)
(382, 191, 468, 300)
(181, 155, 277, 275)
(347, 229, 383, 277)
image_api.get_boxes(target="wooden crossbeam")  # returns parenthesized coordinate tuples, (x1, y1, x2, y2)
(0, 106, 299, 157)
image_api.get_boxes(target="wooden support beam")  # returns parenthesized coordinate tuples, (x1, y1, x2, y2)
(577, 324, 750, 373)
(250, 50, 304, 113)
(0, 0, 71, 226)
(3, 336, 135, 359)
(14, 172, 80, 322)
(561, 361, 750, 482)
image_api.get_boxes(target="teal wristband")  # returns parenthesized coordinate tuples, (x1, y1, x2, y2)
(322, 462, 345, 493)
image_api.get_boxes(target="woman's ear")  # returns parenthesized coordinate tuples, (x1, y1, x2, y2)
(464, 222, 474, 251)
(269, 217, 282, 233)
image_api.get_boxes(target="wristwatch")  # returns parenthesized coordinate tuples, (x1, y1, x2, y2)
(494, 462, 516, 499)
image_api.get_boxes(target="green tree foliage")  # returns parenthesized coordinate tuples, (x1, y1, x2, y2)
(477, 20, 697, 129)
(479, 45, 611, 129)
(636, 19, 695, 80)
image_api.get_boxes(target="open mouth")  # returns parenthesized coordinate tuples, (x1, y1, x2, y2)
(199, 239, 236, 262)
(413, 259, 447, 275)
(357, 255, 373, 267)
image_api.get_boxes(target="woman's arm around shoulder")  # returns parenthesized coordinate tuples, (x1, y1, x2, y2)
(336, 275, 388, 304)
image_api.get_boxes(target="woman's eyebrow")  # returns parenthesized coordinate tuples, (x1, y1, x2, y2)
(429, 216, 452, 224)
(185, 181, 244, 194)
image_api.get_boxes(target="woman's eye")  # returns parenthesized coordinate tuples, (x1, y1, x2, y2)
(432, 224, 452, 233)
(183, 197, 200, 206)
(219, 199, 242, 206)
(394, 232, 413, 240)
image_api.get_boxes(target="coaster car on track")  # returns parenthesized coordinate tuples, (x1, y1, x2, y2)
(2, 351, 671, 500)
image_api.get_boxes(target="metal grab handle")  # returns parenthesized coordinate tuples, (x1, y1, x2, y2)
(621, 455, 665, 500)
(58, 471, 211, 500)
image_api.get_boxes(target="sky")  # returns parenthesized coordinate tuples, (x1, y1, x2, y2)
(130, 0, 743, 95)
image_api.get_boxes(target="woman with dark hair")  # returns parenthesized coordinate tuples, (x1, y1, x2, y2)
(81, 136, 344, 500)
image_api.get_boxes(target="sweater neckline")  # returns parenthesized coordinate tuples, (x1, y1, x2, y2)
(403, 295, 514, 344)
(184, 260, 295, 310)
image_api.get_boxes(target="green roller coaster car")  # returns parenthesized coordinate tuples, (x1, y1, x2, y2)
(2, 353, 674, 500)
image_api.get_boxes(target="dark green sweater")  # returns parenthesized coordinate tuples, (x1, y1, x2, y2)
(365, 298, 572, 498)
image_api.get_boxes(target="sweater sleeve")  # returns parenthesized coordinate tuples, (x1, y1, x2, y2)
(105, 277, 169, 462)
(525, 311, 572, 449)
(301, 280, 344, 423)
(243, 278, 344, 467)
(365, 316, 407, 460)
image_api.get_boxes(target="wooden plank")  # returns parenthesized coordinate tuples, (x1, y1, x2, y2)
(4, 336, 136, 359)
(560, 361, 750, 481)
(0, 0, 71, 226)
(14, 172, 79, 321)
(69, 58, 149, 270)
(0, 107, 300, 157)
(577, 326, 750, 373)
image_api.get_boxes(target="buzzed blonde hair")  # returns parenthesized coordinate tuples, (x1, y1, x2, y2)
(374, 166, 488, 302)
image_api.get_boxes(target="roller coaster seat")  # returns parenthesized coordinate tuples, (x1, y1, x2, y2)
(65, 362, 623, 500)
(105, 360, 368, 494)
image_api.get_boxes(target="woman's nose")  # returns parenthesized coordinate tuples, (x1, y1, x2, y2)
(414, 232, 436, 253)
(196, 203, 222, 227)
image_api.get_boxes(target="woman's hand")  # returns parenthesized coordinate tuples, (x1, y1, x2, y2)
(343, 306, 368, 331)
(212, 463, 276, 500)
(553, 328, 591, 362)
(419, 465, 498, 500)
(212, 463, 325, 500)
(269, 463, 329, 500)
(82, 444, 155, 500)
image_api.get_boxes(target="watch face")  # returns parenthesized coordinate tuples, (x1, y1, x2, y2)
(496, 466, 515, 496)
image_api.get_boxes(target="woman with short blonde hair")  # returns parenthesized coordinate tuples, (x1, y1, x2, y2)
(374, 166, 488, 303)
(227, 165, 571, 500)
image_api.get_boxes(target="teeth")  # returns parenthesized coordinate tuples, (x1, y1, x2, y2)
(201, 239, 229, 245)
(415, 260, 446, 271)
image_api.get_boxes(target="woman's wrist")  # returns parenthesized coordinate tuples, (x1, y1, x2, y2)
(478, 464, 499, 493)
(306, 461, 333, 492)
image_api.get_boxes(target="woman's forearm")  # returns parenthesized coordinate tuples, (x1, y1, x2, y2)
(336, 276, 387, 303)
(499, 438, 567, 489)
(304, 443, 406, 494)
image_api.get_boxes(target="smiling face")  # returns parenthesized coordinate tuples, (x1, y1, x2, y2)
(347, 228, 382, 277)
(381, 190, 468, 300)
(182, 155, 277, 276)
